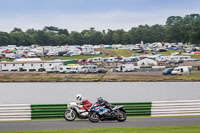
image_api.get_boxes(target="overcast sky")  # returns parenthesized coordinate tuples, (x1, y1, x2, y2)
(0, 0, 200, 32)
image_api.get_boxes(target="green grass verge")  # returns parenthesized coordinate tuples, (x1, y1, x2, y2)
(191, 55, 200, 60)
(0, 55, 109, 62)
(0, 126, 200, 133)
(97, 49, 138, 57)
(0, 58, 14, 62)
(156, 50, 184, 56)
(167, 73, 200, 81)
(41, 55, 109, 61)
(1, 73, 200, 82)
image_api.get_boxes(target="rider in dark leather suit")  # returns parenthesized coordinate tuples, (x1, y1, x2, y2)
(96, 97, 113, 112)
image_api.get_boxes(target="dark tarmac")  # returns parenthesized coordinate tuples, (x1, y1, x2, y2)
(0, 117, 200, 131)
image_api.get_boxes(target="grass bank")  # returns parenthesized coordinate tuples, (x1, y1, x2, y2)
(40, 55, 108, 61)
(0, 126, 200, 133)
(97, 48, 137, 57)
(191, 55, 200, 60)
(0, 72, 200, 82)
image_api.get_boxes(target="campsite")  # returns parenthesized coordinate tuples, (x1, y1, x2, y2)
(0, 43, 200, 81)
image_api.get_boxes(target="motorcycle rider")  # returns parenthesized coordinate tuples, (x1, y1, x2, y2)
(96, 97, 113, 112)
(76, 94, 92, 111)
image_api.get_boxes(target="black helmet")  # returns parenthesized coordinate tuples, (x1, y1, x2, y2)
(97, 97, 103, 103)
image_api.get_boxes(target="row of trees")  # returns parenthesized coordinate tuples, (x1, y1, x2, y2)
(0, 14, 200, 46)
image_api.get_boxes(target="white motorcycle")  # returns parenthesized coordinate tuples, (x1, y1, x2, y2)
(64, 102, 88, 121)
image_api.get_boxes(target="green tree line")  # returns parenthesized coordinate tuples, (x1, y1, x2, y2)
(0, 14, 200, 46)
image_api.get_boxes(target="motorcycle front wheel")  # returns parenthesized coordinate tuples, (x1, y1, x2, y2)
(88, 112, 100, 123)
(64, 109, 76, 121)
(116, 110, 127, 122)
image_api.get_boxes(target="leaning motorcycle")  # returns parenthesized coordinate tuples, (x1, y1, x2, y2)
(88, 104, 127, 123)
(64, 102, 88, 121)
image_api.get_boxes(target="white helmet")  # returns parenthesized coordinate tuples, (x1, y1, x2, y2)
(76, 94, 83, 102)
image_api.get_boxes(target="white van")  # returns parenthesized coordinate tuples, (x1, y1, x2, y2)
(171, 66, 191, 75)
(116, 64, 135, 72)
(77, 66, 86, 73)
(66, 66, 79, 73)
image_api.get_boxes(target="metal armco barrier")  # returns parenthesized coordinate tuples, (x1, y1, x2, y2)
(31, 104, 67, 119)
(1, 100, 199, 121)
(112, 102, 151, 116)
(151, 100, 200, 117)
(31, 102, 151, 119)
(0, 104, 31, 121)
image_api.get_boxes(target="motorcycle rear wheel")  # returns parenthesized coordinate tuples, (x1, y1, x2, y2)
(117, 110, 127, 122)
(64, 110, 76, 121)
(88, 112, 100, 123)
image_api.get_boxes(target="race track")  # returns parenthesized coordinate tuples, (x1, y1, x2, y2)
(0, 117, 200, 131)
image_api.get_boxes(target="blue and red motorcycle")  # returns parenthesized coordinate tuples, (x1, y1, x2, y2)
(88, 103, 127, 123)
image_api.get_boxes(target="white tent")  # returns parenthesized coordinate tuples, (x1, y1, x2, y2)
(14, 58, 42, 62)
(137, 58, 158, 66)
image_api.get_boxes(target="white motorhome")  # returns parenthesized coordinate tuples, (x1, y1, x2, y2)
(116, 64, 135, 72)
(77, 65, 107, 73)
(4, 53, 15, 59)
(65, 65, 80, 73)
(84, 65, 98, 73)
(171, 66, 192, 75)
(54, 65, 68, 73)
(0, 59, 64, 72)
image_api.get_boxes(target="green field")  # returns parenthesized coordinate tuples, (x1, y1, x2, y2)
(40, 55, 108, 61)
(0, 126, 200, 133)
(191, 55, 200, 60)
(156, 50, 184, 56)
(97, 48, 138, 57)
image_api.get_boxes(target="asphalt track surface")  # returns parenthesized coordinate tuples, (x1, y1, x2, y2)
(0, 117, 200, 131)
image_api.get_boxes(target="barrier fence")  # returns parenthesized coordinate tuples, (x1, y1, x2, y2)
(0, 100, 200, 121)
(0, 104, 31, 121)
(151, 100, 200, 117)
(112, 102, 151, 116)
(31, 104, 67, 119)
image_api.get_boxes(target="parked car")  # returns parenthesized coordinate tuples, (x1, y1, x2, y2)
(158, 49, 167, 52)
(174, 59, 184, 64)
(63, 52, 74, 57)
(136, 50, 144, 53)
(58, 51, 68, 56)
(162, 68, 174, 75)
(94, 67, 107, 73)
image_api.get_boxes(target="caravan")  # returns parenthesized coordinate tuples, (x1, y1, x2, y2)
(116, 64, 135, 72)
